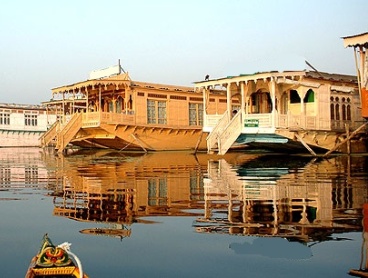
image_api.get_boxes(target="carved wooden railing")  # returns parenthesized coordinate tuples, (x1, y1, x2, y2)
(39, 121, 60, 147)
(82, 112, 135, 128)
(56, 113, 82, 152)
(243, 113, 273, 128)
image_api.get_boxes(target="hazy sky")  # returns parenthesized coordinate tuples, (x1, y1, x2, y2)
(1, 0, 367, 104)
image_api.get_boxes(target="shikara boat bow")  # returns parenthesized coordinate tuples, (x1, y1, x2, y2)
(25, 234, 88, 278)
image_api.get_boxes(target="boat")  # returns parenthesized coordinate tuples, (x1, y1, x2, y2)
(342, 32, 368, 120)
(0, 102, 57, 147)
(194, 69, 368, 155)
(40, 63, 225, 153)
(41, 60, 368, 155)
(25, 234, 88, 278)
(342, 32, 368, 278)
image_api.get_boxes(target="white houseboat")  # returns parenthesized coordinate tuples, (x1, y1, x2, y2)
(0, 103, 57, 147)
(194, 69, 368, 155)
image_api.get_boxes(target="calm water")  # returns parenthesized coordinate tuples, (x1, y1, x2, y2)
(1, 148, 368, 278)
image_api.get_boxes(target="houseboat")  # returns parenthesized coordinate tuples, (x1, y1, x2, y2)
(41, 64, 232, 153)
(342, 31, 368, 278)
(342, 32, 368, 120)
(42, 63, 367, 155)
(0, 103, 56, 147)
(194, 69, 368, 155)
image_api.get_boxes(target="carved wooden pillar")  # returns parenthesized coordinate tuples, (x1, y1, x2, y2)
(269, 78, 277, 127)
(226, 83, 232, 116)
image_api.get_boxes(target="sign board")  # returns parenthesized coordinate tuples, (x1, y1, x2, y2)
(89, 65, 120, 80)
(244, 119, 259, 127)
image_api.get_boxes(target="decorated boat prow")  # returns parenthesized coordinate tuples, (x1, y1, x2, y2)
(25, 234, 88, 278)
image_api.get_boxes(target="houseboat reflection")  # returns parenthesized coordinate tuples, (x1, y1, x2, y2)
(49, 150, 368, 246)
(349, 203, 368, 277)
(0, 147, 55, 190)
(229, 237, 313, 260)
(51, 151, 256, 239)
(194, 155, 367, 246)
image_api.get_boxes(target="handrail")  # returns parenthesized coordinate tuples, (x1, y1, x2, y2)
(56, 113, 82, 152)
(39, 120, 60, 147)
(206, 111, 230, 152)
(218, 110, 242, 155)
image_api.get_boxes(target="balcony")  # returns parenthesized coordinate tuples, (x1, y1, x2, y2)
(81, 112, 136, 128)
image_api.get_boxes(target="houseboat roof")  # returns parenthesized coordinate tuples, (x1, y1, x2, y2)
(194, 70, 357, 86)
(0, 102, 46, 111)
(342, 32, 368, 48)
(51, 72, 195, 95)
(304, 71, 357, 82)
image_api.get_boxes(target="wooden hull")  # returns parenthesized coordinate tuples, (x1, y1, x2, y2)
(70, 124, 208, 152)
(274, 129, 368, 153)
(26, 264, 87, 278)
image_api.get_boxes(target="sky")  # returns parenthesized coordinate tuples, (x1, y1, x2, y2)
(1, 0, 367, 104)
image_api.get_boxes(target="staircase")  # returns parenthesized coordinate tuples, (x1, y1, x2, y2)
(206, 110, 242, 155)
(55, 113, 83, 153)
(39, 121, 60, 147)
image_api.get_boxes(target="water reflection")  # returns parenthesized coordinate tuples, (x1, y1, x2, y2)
(48, 150, 368, 246)
(0, 147, 55, 191)
(196, 156, 367, 243)
(197, 155, 368, 264)
(349, 203, 368, 277)
(229, 237, 313, 259)
(1, 148, 368, 277)
(50, 150, 255, 240)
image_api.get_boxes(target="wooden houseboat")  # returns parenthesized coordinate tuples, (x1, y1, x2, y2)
(194, 69, 368, 155)
(342, 32, 368, 278)
(42, 63, 367, 155)
(342, 32, 368, 120)
(0, 103, 57, 147)
(41, 65, 230, 153)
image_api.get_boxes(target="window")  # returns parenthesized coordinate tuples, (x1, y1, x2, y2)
(25, 114, 38, 126)
(335, 104, 340, 120)
(342, 98, 351, 121)
(0, 112, 10, 125)
(347, 105, 351, 120)
(108, 101, 114, 112)
(116, 97, 124, 113)
(331, 96, 352, 122)
(290, 90, 301, 103)
(342, 104, 346, 120)
(147, 99, 167, 124)
(330, 103, 335, 120)
(189, 103, 203, 126)
(304, 89, 314, 103)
